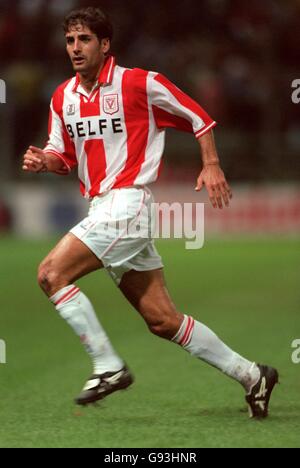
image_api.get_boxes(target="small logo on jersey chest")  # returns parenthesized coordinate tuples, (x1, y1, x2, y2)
(103, 94, 119, 115)
(66, 104, 76, 115)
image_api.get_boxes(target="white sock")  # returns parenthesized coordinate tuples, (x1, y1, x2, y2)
(50, 285, 124, 375)
(172, 315, 260, 391)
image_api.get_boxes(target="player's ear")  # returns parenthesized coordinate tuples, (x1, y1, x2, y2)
(101, 38, 110, 54)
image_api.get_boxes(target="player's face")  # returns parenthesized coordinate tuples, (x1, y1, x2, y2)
(65, 23, 110, 75)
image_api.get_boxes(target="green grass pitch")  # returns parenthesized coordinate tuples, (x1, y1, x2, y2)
(0, 237, 299, 448)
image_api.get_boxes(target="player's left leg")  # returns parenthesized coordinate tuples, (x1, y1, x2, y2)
(119, 268, 278, 418)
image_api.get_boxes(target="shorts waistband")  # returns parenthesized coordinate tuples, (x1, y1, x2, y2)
(89, 185, 149, 206)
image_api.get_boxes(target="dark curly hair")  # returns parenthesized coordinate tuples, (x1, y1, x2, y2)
(62, 7, 113, 42)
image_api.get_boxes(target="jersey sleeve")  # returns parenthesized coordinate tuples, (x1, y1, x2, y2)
(148, 72, 216, 138)
(43, 96, 77, 175)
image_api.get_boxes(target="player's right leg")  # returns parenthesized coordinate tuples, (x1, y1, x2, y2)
(38, 232, 132, 405)
(48, 186, 157, 405)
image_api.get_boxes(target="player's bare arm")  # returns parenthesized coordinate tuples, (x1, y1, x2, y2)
(195, 130, 232, 209)
(22, 146, 64, 173)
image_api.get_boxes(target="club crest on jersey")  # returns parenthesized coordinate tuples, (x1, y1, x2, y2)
(103, 94, 119, 115)
(66, 104, 76, 116)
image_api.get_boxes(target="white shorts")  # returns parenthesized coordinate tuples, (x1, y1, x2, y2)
(70, 186, 163, 285)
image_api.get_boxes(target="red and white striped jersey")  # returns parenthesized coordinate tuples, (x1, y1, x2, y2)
(44, 55, 216, 198)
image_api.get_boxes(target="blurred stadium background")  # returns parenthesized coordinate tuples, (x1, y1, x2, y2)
(0, 0, 300, 235)
(0, 0, 299, 448)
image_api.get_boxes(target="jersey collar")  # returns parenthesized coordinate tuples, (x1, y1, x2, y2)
(72, 55, 116, 93)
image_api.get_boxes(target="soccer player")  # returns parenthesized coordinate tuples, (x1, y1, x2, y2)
(22, 7, 278, 418)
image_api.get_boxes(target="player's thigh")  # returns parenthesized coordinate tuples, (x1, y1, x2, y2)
(39, 232, 103, 283)
(119, 268, 180, 324)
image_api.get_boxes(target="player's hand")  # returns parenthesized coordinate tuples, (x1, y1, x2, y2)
(195, 164, 232, 209)
(22, 146, 47, 173)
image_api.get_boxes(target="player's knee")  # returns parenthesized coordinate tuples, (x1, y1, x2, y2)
(37, 261, 60, 295)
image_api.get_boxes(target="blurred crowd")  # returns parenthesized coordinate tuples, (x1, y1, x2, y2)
(0, 0, 300, 181)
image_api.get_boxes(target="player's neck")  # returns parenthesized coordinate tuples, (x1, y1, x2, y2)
(79, 75, 97, 92)
(78, 60, 105, 93)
